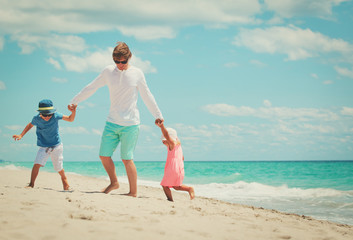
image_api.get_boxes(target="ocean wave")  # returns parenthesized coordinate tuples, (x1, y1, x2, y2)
(194, 181, 349, 201)
(0, 164, 25, 170)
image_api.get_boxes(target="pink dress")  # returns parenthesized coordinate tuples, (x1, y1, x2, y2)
(160, 144, 184, 187)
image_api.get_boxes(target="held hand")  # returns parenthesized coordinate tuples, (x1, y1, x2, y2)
(67, 104, 77, 112)
(155, 118, 164, 127)
(13, 135, 22, 141)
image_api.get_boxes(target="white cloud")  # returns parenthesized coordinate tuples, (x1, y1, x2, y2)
(264, 0, 346, 19)
(0, 36, 4, 50)
(59, 47, 157, 74)
(224, 62, 238, 68)
(91, 129, 102, 135)
(60, 49, 112, 73)
(233, 25, 353, 61)
(263, 100, 272, 107)
(250, 59, 267, 67)
(117, 26, 176, 41)
(130, 55, 157, 74)
(302, 124, 335, 133)
(48, 58, 61, 70)
(335, 66, 353, 79)
(52, 77, 67, 83)
(5, 125, 23, 130)
(341, 107, 353, 116)
(202, 103, 339, 121)
(61, 126, 90, 134)
(323, 80, 334, 85)
(0, 81, 6, 90)
(11, 33, 87, 54)
(311, 73, 318, 79)
(0, 0, 261, 39)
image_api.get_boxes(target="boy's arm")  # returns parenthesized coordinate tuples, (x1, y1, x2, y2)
(62, 104, 77, 122)
(13, 123, 34, 141)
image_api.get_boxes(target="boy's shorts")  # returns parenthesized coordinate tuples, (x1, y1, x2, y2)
(34, 143, 64, 172)
(99, 122, 140, 160)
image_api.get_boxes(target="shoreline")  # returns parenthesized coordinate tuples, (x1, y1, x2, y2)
(1, 168, 352, 240)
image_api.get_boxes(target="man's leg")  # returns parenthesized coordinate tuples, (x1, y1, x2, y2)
(100, 156, 120, 194)
(122, 159, 137, 197)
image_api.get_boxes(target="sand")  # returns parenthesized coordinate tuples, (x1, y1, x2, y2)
(0, 167, 352, 240)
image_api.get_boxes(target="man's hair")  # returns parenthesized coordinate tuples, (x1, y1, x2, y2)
(112, 42, 132, 60)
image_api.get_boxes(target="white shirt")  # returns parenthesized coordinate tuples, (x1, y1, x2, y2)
(71, 65, 163, 126)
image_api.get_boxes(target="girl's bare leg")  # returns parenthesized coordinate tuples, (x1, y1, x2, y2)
(58, 169, 70, 190)
(163, 186, 173, 201)
(27, 164, 41, 188)
(100, 156, 120, 193)
(173, 185, 195, 200)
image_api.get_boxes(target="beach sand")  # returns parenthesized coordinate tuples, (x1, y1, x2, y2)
(1, 168, 352, 240)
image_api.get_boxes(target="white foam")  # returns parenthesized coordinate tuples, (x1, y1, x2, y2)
(0, 164, 24, 170)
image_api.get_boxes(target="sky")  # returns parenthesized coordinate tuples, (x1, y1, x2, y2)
(0, 0, 353, 162)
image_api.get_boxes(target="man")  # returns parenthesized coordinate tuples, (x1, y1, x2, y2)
(71, 42, 163, 196)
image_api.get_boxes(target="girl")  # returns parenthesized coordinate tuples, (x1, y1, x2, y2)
(156, 122, 194, 201)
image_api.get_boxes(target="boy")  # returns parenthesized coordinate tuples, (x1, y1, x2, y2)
(13, 99, 77, 190)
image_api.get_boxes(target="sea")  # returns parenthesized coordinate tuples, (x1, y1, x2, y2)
(1, 160, 352, 225)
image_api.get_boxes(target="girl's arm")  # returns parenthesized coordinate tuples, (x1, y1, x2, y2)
(62, 104, 77, 122)
(13, 123, 34, 141)
(158, 123, 176, 150)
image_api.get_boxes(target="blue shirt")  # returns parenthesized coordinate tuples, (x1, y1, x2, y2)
(31, 112, 63, 147)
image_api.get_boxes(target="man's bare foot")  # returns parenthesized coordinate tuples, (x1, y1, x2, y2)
(25, 183, 34, 188)
(189, 187, 195, 200)
(123, 192, 137, 197)
(102, 182, 120, 194)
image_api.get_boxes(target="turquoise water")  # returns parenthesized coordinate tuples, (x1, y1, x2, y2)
(1, 160, 353, 225)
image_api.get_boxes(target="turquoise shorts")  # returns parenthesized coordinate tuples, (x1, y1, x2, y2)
(99, 122, 140, 160)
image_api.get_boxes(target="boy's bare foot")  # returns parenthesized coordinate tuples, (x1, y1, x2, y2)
(102, 182, 120, 194)
(189, 187, 195, 200)
(63, 185, 72, 191)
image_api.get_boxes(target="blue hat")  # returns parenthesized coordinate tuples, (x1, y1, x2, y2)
(37, 99, 56, 114)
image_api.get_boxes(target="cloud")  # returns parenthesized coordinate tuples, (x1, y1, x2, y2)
(117, 25, 176, 41)
(250, 59, 267, 67)
(91, 129, 102, 135)
(264, 0, 346, 19)
(0, 0, 261, 38)
(311, 73, 318, 79)
(233, 25, 353, 61)
(61, 126, 90, 134)
(47, 58, 61, 70)
(60, 47, 157, 73)
(323, 80, 334, 85)
(0, 36, 4, 50)
(341, 107, 353, 116)
(224, 62, 238, 68)
(52, 77, 68, 83)
(263, 100, 272, 107)
(60, 48, 112, 73)
(5, 125, 23, 131)
(335, 66, 353, 79)
(0, 81, 6, 90)
(202, 103, 339, 121)
(11, 33, 87, 54)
